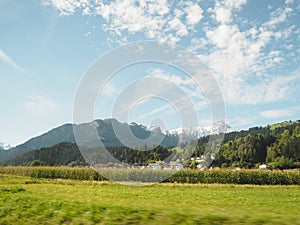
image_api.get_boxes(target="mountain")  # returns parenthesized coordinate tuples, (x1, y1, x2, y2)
(4, 142, 85, 166)
(0, 119, 179, 162)
(0, 118, 231, 163)
(4, 119, 299, 169)
(3, 142, 173, 167)
(170, 120, 234, 143)
(0, 124, 76, 163)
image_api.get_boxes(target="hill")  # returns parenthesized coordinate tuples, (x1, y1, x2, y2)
(0, 119, 178, 163)
(3, 120, 300, 169)
(0, 119, 231, 163)
(3, 142, 172, 167)
(203, 120, 300, 169)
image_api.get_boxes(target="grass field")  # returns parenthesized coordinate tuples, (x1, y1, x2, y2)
(0, 174, 300, 225)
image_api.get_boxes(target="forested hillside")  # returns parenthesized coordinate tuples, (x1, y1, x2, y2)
(195, 120, 300, 169)
(3, 142, 172, 167)
(3, 120, 300, 169)
(0, 119, 178, 163)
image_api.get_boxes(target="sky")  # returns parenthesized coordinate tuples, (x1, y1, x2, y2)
(0, 0, 300, 146)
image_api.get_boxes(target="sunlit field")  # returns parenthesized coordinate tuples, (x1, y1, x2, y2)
(0, 173, 299, 225)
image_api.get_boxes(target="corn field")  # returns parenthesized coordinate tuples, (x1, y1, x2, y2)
(0, 166, 299, 185)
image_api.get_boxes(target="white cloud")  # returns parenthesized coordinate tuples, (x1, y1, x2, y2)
(147, 68, 206, 102)
(203, 4, 294, 80)
(216, 73, 300, 105)
(260, 109, 295, 119)
(184, 2, 203, 26)
(42, 0, 88, 16)
(263, 7, 293, 29)
(197, 1, 299, 105)
(0, 49, 25, 73)
(95, 0, 172, 42)
(224, 0, 247, 9)
(148, 68, 195, 86)
(285, 0, 295, 5)
(43, 0, 204, 45)
(212, 0, 247, 24)
(215, 6, 231, 24)
(168, 18, 188, 36)
(42, 0, 300, 106)
(101, 82, 117, 97)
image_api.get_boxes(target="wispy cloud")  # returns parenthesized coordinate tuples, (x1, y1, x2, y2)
(198, 0, 298, 104)
(260, 109, 295, 119)
(137, 102, 172, 120)
(101, 82, 117, 97)
(41, 0, 83, 16)
(228, 116, 254, 128)
(42, 0, 204, 45)
(218, 73, 300, 105)
(24, 95, 58, 115)
(133, 68, 209, 121)
(0, 49, 25, 73)
(42, 0, 300, 106)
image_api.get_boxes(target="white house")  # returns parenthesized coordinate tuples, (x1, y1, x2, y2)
(259, 164, 267, 169)
(197, 164, 207, 170)
(169, 161, 184, 171)
(148, 162, 163, 170)
(149, 161, 183, 171)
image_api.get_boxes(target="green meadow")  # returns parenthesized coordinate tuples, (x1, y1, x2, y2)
(0, 174, 300, 225)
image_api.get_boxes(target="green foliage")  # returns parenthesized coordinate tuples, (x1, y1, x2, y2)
(1, 167, 299, 185)
(3, 142, 174, 167)
(0, 186, 25, 193)
(30, 160, 45, 166)
(2, 120, 300, 170)
(168, 169, 300, 185)
(196, 120, 300, 169)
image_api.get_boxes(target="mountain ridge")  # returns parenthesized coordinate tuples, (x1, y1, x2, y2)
(0, 118, 231, 162)
(3, 119, 300, 169)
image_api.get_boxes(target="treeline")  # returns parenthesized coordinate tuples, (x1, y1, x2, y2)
(2, 142, 85, 167)
(2, 142, 173, 167)
(3, 120, 300, 169)
(193, 120, 300, 169)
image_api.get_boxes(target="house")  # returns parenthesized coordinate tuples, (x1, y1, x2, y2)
(148, 163, 163, 170)
(148, 161, 183, 171)
(169, 161, 184, 171)
(259, 164, 267, 169)
(233, 167, 241, 171)
(196, 157, 205, 163)
(197, 164, 207, 170)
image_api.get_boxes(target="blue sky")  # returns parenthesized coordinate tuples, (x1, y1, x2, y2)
(0, 0, 300, 146)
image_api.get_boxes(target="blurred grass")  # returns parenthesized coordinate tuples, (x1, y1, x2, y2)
(0, 175, 300, 224)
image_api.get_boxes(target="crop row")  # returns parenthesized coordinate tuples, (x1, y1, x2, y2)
(0, 166, 299, 185)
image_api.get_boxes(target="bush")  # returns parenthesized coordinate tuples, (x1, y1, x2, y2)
(30, 160, 45, 166)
